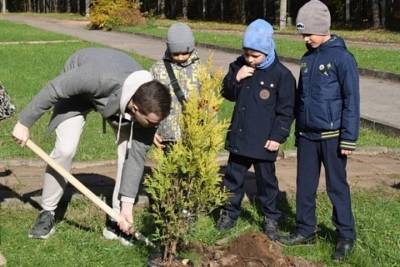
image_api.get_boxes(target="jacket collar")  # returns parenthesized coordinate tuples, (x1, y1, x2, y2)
(163, 50, 200, 67)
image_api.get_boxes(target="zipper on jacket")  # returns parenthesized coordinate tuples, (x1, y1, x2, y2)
(309, 48, 320, 89)
(304, 48, 320, 129)
(328, 103, 334, 129)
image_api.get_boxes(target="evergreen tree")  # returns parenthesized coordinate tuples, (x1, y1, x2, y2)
(145, 56, 228, 264)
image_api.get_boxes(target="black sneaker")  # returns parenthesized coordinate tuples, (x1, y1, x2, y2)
(263, 217, 278, 241)
(277, 232, 316, 246)
(102, 220, 134, 246)
(28, 210, 56, 239)
(216, 210, 236, 231)
(332, 238, 354, 261)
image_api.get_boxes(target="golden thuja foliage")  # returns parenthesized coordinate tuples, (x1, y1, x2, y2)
(89, 0, 145, 30)
(144, 55, 228, 261)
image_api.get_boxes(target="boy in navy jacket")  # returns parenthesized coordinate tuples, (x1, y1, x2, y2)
(217, 19, 296, 241)
(278, 0, 360, 262)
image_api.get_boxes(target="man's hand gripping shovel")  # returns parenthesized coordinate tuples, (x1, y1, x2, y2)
(25, 139, 155, 247)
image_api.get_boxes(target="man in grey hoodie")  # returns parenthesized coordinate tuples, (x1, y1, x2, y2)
(12, 48, 171, 245)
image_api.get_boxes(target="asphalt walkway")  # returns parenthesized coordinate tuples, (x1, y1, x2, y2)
(1, 14, 400, 134)
(2, 152, 400, 208)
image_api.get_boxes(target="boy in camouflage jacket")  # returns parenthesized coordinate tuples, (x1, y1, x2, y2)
(151, 23, 201, 152)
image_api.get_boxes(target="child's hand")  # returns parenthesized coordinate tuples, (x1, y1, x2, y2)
(153, 133, 165, 149)
(236, 66, 255, 82)
(264, 140, 280, 151)
(341, 149, 352, 156)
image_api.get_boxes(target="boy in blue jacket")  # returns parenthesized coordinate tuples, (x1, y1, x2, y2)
(217, 19, 296, 241)
(277, 0, 360, 262)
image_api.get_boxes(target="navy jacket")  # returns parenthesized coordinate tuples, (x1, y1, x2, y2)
(222, 56, 296, 161)
(295, 36, 360, 150)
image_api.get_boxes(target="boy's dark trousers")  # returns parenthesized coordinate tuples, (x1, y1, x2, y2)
(222, 153, 281, 221)
(295, 136, 356, 240)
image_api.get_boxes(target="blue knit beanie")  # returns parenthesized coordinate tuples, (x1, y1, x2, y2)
(243, 19, 276, 69)
(243, 19, 275, 55)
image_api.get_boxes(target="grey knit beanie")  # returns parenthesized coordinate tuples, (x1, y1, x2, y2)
(296, 0, 331, 35)
(166, 23, 195, 54)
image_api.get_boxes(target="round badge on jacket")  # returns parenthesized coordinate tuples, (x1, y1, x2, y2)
(259, 89, 270, 100)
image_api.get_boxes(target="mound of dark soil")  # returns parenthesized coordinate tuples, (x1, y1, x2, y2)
(189, 232, 322, 267)
(149, 232, 322, 266)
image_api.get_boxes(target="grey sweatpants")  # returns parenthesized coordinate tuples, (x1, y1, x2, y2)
(41, 115, 130, 213)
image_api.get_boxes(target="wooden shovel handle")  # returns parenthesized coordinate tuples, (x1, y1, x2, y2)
(25, 139, 120, 221)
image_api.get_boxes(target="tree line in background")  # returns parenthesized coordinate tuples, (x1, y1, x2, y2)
(3, 0, 400, 30)
(3, 0, 90, 15)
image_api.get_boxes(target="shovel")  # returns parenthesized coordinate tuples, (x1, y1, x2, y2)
(25, 139, 155, 247)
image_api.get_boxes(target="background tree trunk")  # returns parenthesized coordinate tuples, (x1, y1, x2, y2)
(279, 0, 287, 29)
(372, 0, 381, 28)
(381, 0, 386, 28)
(158, 0, 166, 18)
(85, 0, 90, 16)
(240, 0, 246, 24)
(263, 0, 267, 18)
(1, 0, 6, 13)
(345, 0, 350, 24)
(170, 0, 176, 18)
(27, 0, 32, 12)
(182, 0, 188, 19)
(220, 0, 224, 20)
(202, 0, 206, 19)
(66, 0, 71, 13)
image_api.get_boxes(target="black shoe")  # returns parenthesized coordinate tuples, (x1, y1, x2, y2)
(332, 238, 354, 261)
(263, 217, 278, 241)
(216, 210, 236, 230)
(102, 220, 134, 246)
(28, 210, 56, 239)
(277, 232, 316, 246)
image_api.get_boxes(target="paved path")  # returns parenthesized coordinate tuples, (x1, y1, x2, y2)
(1, 152, 400, 209)
(1, 15, 400, 132)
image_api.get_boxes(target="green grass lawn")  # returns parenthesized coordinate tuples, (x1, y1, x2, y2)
(118, 24, 400, 74)
(0, 19, 400, 267)
(1, 19, 400, 161)
(1, 190, 399, 266)
(0, 199, 152, 267)
(0, 19, 75, 42)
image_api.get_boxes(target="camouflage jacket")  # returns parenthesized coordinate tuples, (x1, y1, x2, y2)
(150, 51, 201, 141)
(0, 82, 16, 121)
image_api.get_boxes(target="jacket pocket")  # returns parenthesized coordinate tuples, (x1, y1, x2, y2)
(307, 99, 331, 130)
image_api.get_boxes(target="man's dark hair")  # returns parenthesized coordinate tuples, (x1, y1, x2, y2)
(132, 80, 171, 120)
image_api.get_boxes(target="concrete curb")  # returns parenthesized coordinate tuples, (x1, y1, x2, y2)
(1, 147, 397, 168)
(283, 146, 400, 159)
(0, 159, 117, 168)
(361, 116, 400, 137)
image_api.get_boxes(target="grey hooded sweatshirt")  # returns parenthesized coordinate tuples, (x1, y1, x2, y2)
(19, 47, 155, 201)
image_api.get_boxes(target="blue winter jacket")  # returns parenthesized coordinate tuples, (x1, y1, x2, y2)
(222, 56, 295, 161)
(295, 36, 360, 150)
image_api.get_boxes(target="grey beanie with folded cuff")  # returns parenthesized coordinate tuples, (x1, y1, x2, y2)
(167, 23, 195, 54)
(296, 0, 331, 35)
